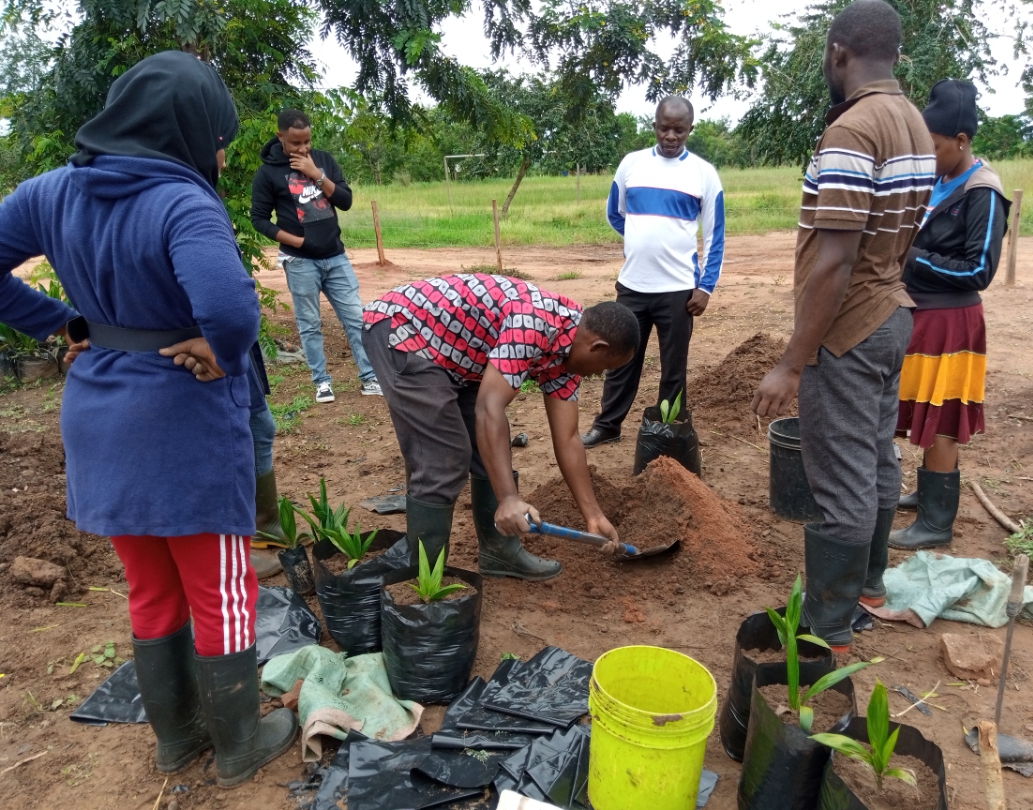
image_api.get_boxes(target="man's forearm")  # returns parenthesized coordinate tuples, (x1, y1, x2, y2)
(552, 432, 604, 523)
(274, 229, 305, 249)
(475, 403, 519, 503)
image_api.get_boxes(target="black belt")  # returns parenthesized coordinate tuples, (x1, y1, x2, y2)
(67, 317, 203, 352)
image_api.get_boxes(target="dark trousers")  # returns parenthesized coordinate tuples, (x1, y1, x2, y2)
(362, 320, 486, 504)
(799, 307, 913, 546)
(592, 283, 694, 433)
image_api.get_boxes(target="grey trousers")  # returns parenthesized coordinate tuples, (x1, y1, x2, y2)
(799, 307, 913, 546)
(362, 320, 487, 504)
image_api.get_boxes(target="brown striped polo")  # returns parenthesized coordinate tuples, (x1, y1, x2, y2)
(795, 80, 936, 359)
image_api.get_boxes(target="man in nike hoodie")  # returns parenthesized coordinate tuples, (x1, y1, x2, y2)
(250, 109, 380, 402)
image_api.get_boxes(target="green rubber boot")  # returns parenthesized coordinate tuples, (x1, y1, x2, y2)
(405, 494, 455, 566)
(133, 623, 211, 773)
(195, 645, 298, 788)
(471, 474, 561, 581)
(251, 469, 288, 549)
(860, 507, 896, 608)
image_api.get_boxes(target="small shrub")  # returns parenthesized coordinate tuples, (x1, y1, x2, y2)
(409, 541, 467, 603)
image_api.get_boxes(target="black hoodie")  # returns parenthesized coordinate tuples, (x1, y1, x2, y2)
(250, 138, 353, 259)
(902, 160, 1011, 310)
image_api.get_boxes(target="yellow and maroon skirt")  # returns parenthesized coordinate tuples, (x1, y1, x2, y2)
(896, 303, 986, 449)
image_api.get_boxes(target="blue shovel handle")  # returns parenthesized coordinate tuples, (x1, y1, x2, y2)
(525, 515, 639, 556)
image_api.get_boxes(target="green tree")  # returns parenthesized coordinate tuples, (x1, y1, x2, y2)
(686, 118, 751, 167)
(972, 113, 1032, 159)
(737, 0, 999, 167)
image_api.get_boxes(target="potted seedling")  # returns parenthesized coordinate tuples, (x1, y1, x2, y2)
(303, 477, 408, 655)
(633, 391, 701, 475)
(256, 495, 314, 595)
(720, 575, 836, 761)
(737, 575, 869, 810)
(381, 540, 482, 703)
(813, 681, 948, 810)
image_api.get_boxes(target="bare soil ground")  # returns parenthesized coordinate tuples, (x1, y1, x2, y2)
(2, 234, 1032, 810)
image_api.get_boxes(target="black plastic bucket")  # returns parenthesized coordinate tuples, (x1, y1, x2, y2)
(768, 417, 823, 523)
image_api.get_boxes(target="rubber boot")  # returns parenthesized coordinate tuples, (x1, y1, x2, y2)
(251, 469, 288, 549)
(471, 474, 561, 581)
(860, 507, 896, 608)
(405, 494, 455, 566)
(889, 468, 959, 550)
(250, 550, 282, 579)
(897, 488, 918, 510)
(801, 525, 871, 653)
(133, 623, 211, 773)
(195, 645, 298, 788)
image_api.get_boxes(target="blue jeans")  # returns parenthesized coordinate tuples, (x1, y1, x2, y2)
(248, 362, 276, 475)
(281, 253, 376, 384)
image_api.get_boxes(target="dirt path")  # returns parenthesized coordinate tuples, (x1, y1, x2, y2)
(2, 235, 1032, 810)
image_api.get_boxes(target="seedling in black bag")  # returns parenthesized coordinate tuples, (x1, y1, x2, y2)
(811, 680, 917, 790)
(254, 495, 307, 548)
(410, 540, 467, 603)
(659, 392, 683, 424)
(296, 478, 377, 568)
(766, 574, 870, 731)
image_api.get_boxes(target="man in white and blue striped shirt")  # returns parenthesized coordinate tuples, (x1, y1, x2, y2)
(582, 96, 726, 447)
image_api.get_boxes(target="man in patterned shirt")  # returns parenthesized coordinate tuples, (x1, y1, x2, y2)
(363, 274, 640, 581)
(753, 0, 935, 652)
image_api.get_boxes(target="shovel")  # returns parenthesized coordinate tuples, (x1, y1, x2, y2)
(525, 516, 679, 561)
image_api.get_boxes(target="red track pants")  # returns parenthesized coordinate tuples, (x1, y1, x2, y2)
(111, 533, 257, 657)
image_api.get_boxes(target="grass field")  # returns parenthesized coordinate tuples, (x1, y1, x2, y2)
(336, 160, 1033, 250)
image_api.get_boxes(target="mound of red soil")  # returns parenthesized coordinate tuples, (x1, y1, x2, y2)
(524, 457, 757, 597)
(688, 332, 796, 432)
(0, 431, 120, 606)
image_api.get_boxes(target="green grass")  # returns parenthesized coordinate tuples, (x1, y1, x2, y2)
(333, 159, 1033, 249)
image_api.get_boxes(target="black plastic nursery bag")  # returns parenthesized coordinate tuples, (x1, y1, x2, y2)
(380, 565, 483, 703)
(254, 585, 322, 665)
(820, 717, 949, 809)
(480, 646, 592, 728)
(69, 661, 147, 725)
(311, 529, 408, 655)
(719, 610, 835, 762)
(633, 405, 702, 476)
(737, 664, 857, 810)
(278, 543, 315, 596)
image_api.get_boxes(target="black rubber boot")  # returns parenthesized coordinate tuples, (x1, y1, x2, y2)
(897, 489, 918, 510)
(405, 494, 455, 566)
(801, 525, 871, 652)
(251, 468, 288, 549)
(133, 624, 211, 773)
(471, 474, 562, 581)
(195, 645, 298, 788)
(860, 508, 896, 608)
(889, 468, 959, 550)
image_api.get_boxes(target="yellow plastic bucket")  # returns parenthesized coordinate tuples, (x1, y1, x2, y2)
(588, 646, 717, 810)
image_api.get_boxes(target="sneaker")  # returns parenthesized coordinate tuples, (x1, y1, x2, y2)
(315, 382, 335, 403)
(361, 379, 383, 397)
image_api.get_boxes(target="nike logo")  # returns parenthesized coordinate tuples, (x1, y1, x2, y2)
(297, 184, 323, 205)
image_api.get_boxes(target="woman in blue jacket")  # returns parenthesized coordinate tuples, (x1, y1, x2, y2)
(0, 52, 296, 786)
(883, 80, 1010, 556)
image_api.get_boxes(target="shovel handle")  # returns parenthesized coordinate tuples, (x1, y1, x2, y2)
(1009, 554, 1029, 605)
(526, 516, 639, 556)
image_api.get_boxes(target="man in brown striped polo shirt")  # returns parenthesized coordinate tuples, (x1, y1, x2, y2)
(752, 0, 935, 652)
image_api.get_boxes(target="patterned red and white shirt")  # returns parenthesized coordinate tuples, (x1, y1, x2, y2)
(363, 274, 583, 400)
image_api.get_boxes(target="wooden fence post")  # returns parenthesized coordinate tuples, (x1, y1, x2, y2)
(371, 200, 386, 267)
(576, 164, 581, 204)
(492, 199, 503, 273)
(1005, 188, 1023, 287)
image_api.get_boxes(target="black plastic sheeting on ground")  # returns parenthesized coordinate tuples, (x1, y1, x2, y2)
(255, 585, 322, 665)
(494, 725, 591, 808)
(479, 647, 593, 729)
(69, 586, 320, 726)
(965, 726, 1033, 777)
(452, 670, 557, 736)
(69, 661, 147, 726)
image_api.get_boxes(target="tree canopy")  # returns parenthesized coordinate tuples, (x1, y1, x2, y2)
(737, 0, 1001, 167)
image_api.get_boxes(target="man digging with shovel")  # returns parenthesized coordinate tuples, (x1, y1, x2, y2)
(362, 273, 640, 581)
(752, 0, 936, 653)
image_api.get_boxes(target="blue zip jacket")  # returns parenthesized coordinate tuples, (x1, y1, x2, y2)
(0, 155, 261, 537)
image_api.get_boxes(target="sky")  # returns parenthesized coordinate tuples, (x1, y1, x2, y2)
(310, 0, 1029, 122)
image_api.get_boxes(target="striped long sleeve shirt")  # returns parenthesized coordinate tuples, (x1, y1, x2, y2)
(607, 147, 726, 294)
(794, 80, 936, 358)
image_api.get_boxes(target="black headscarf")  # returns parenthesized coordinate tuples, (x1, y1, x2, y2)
(923, 79, 979, 139)
(72, 51, 239, 189)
